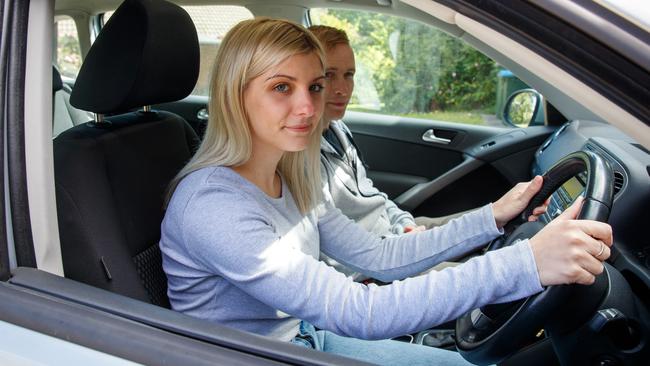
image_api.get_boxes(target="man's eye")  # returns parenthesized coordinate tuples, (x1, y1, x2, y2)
(345, 72, 355, 79)
(274, 84, 289, 92)
(325, 72, 334, 79)
(310, 83, 324, 92)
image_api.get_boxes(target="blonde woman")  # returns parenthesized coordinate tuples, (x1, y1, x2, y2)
(160, 18, 612, 365)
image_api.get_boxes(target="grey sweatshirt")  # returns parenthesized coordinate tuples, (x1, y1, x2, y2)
(160, 166, 542, 342)
(320, 120, 416, 235)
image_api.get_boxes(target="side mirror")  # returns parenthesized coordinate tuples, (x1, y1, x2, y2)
(503, 89, 544, 127)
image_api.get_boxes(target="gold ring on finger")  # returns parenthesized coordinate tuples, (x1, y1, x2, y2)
(595, 242, 605, 258)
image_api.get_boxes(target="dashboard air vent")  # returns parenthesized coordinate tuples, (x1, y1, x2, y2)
(613, 171, 625, 195)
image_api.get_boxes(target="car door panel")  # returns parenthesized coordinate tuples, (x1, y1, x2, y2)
(4, 268, 365, 366)
(343, 111, 554, 215)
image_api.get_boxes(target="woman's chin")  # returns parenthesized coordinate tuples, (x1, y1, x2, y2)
(283, 140, 311, 153)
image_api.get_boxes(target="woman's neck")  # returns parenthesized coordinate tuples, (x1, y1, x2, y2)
(232, 148, 282, 198)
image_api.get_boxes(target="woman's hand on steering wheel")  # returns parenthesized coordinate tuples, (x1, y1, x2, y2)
(492, 176, 548, 228)
(529, 196, 613, 287)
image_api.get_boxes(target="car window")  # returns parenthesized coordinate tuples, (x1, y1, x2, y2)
(104, 6, 253, 96)
(54, 16, 82, 79)
(310, 8, 532, 127)
(183, 6, 254, 96)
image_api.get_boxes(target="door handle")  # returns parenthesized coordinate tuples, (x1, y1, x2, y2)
(422, 129, 451, 144)
(197, 108, 209, 121)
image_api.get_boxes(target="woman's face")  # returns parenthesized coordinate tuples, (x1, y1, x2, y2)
(323, 44, 355, 123)
(244, 52, 325, 157)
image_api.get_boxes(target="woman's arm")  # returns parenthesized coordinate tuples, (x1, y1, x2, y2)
(179, 184, 541, 340)
(318, 202, 502, 282)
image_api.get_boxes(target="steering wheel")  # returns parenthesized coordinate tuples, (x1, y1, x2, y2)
(455, 150, 614, 365)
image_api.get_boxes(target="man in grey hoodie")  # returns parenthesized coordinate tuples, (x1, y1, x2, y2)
(312, 26, 467, 239)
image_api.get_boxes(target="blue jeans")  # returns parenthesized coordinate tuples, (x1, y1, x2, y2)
(290, 321, 476, 366)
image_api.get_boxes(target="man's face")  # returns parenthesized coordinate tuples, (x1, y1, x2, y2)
(323, 44, 355, 123)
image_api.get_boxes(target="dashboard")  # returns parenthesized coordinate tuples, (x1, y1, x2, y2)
(531, 120, 650, 298)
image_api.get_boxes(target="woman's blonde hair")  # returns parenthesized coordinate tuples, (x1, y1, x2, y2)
(308, 25, 350, 50)
(168, 18, 326, 213)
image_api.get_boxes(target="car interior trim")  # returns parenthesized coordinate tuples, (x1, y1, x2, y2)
(453, 13, 650, 149)
(0, 0, 12, 281)
(25, 0, 64, 275)
(401, 0, 455, 25)
(6, 267, 370, 366)
(394, 156, 483, 211)
(0, 281, 310, 366)
(7, 0, 41, 271)
(453, 0, 648, 130)
(542, 0, 650, 71)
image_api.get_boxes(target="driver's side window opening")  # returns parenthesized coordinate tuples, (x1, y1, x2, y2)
(310, 8, 530, 126)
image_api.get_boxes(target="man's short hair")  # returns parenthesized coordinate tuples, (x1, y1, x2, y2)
(308, 25, 350, 50)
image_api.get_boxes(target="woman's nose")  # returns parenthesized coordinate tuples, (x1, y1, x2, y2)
(295, 89, 315, 116)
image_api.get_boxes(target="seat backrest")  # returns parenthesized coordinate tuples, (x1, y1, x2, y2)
(54, 0, 200, 308)
(52, 66, 93, 137)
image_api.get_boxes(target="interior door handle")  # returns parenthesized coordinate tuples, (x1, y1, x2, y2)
(422, 129, 451, 144)
(197, 108, 209, 121)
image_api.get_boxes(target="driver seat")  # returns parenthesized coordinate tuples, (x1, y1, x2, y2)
(53, 0, 200, 307)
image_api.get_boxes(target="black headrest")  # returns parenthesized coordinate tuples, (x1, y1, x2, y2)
(53, 66, 63, 92)
(70, 0, 199, 114)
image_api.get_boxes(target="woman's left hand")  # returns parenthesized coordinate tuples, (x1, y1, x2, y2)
(492, 175, 548, 228)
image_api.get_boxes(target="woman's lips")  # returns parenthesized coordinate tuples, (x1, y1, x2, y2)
(285, 124, 312, 133)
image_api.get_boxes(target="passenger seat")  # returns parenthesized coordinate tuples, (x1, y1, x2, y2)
(53, 0, 200, 308)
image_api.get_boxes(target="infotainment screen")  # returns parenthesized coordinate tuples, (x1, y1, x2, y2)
(558, 171, 587, 209)
(544, 171, 587, 221)
(562, 175, 585, 204)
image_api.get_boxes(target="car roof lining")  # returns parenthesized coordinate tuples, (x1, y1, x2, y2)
(55, 0, 464, 35)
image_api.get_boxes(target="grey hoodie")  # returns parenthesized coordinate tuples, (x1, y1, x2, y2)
(320, 120, 417, 236)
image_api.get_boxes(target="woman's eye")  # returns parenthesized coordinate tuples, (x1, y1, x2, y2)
(274, 84, 289, 93)
(310, 83, 324, 93)
(345, 72, 355, 79)
(325, 72, 334, 80)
